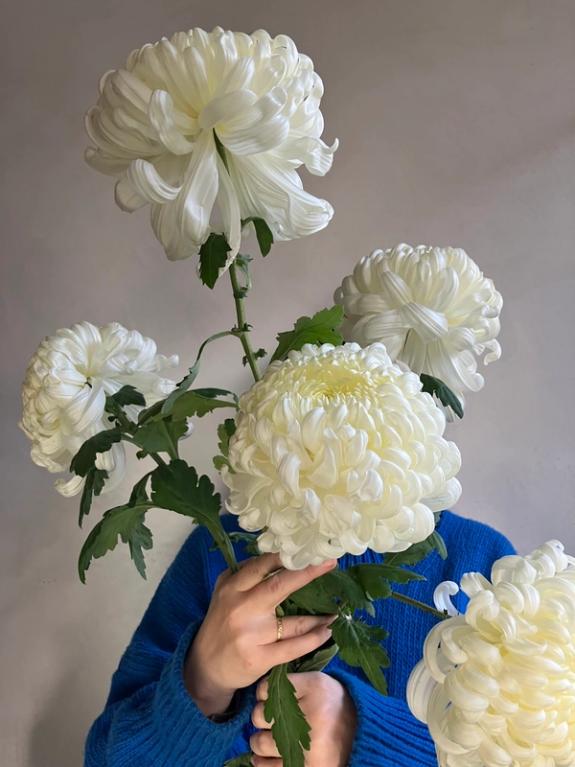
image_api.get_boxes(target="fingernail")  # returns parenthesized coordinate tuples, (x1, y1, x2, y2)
(323, 614, 338, 625)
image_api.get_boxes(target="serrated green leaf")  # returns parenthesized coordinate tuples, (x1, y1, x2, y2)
(347, 563, 425, 600)
(132, 418, 188, 459)
(420, 374, 464, 419)
(264, 664, 311, 767)
(218, 418, 236, 455)
(70, 428, 123, 477)
(108, 385, 146, 408)
(331, 616, 389, 695)
(199, 233, 230, 289)
(243, 217, 274, 256)
(288, 568, 371, 614)
(78, 467, 108, 527)
(169, 390, 237, 421)
(385, 527, 448, 566)
(78, 502, 154, 583)
(150, 460, 221, 526)
(214, 418, 237, 472)
(271, 306, 344, 362)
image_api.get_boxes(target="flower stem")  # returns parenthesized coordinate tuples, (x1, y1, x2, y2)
(229, 262, 261, 382)
(208, 522, 239, 573)
(390, 590, 448, 621)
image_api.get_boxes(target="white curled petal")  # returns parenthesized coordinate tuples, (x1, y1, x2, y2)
(434, 581, 460, 616)
(148, 90, 196, 154)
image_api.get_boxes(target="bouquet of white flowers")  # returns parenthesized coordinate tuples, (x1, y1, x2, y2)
(22, 26, 563, 767)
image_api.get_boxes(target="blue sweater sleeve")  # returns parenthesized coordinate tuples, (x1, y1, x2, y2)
(84, 524, 255, 767)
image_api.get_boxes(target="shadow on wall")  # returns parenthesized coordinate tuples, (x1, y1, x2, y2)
(28, 664, 94, 767)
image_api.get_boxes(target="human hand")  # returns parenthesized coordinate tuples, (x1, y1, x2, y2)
(250, 671, 357, 766)
(184, 554, 338, 716)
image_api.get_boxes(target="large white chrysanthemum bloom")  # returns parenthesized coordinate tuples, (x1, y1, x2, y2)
(407, 541, 575, 767)
(221, 342, 461, 570)
(335, 245, 502, 403)
(20, 322, 178, 497)
(85, 27, 337, 265)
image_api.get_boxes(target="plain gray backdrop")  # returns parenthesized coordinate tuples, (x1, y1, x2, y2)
(1, 1, 574, 764)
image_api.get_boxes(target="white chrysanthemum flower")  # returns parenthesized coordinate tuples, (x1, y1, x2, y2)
(334, 244, 502, 404)
(85, 27, 338, 265)
(407, 541, 575, 767)
(20, 322, 178, 497)
(221, 342, 461, 570)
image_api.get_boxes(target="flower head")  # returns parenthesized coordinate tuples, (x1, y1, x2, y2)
(335, 244, 502, 404)
(20, 322, 178, 496)
(85, 27, 337, 265)
(221, 342, 461, 569)
(407, 541, 575, 767)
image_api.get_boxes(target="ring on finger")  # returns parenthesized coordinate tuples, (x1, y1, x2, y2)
(276, 615, 284, 641)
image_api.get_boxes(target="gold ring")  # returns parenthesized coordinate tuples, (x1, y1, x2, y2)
(276, 615, 284, 641)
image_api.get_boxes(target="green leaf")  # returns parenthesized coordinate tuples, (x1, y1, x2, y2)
(137, 400, 164, 424)
(213, 455, 230, 471)
(218, 418, 236, 456)
(243, 217, 274, 256)
(213, 417, 237, 472)
(132, 418, 188, 459)
(347, 563, 425, 600)
(169, 390, 237, 421)
(128, 472, 153, 505)
(429, 530, 448, 560)
(160, 362, 200, 417)
(70, 428, 123, 477)
(108, 385, 146, 408)
(420, 374, 464, 419)
(78, 467, 108, 527)
(150, 460, 221, 527)
(264, 664, 311, 767)
(199, 233, 230, 289)
(385, 527, 448, 566)
(288, 568, 371, 615)
(271, 306, 345, 362)
(331, 616, 389, 695)
(293, 643, 339, 673)
(224, 754, 253, 767)
(78, 502, 154, 583)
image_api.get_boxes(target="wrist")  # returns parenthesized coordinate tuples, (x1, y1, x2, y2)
(184, 646, 235, 716)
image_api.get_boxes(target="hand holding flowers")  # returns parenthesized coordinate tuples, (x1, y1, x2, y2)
(252, 672, 357, 767)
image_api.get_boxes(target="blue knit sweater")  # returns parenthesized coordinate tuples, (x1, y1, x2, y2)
(84, 511, 514, 767)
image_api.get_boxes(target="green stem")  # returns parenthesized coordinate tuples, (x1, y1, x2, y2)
(209, 524, 239, 573)
(195, 330, 237, 365)
(229, 262, 261, 382)
(390, 590, 447, 620)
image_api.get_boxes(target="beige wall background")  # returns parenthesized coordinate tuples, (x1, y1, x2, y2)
(1, 1, 574, 764)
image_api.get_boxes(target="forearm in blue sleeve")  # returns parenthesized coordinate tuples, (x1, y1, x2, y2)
(84, 525, 255, 767)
